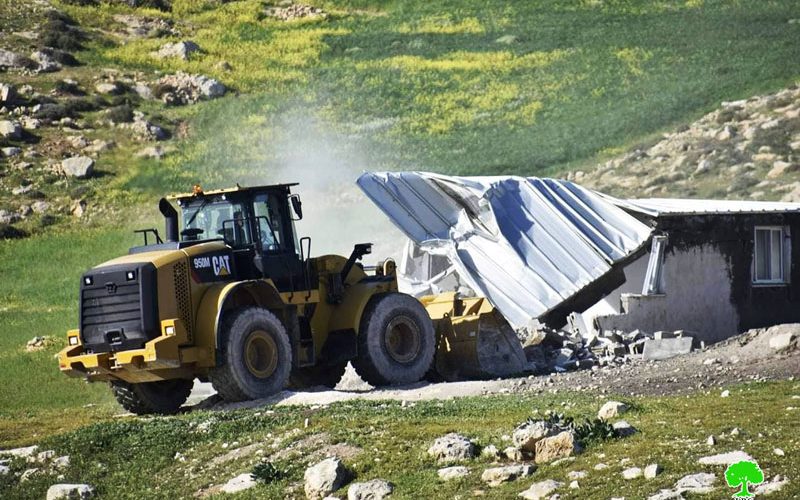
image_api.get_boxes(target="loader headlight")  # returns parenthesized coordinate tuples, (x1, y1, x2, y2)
(164, 325, 176, 336)
(69, 336, 78, 346)
(126, 271, 136, 281)
(83, 276, 93, 286)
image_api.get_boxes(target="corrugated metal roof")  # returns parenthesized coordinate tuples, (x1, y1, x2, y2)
(606, 197, 800, 217)
(358, 172, 652, 330)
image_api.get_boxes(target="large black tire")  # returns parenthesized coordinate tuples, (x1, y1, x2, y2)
(289, 362, 347, 390)
(110, 379, 193, 415)
(352, 293, 435, 386)
(209, 307, 292, 402)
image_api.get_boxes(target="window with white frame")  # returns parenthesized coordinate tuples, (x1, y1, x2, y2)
(753, 226, 788, 284)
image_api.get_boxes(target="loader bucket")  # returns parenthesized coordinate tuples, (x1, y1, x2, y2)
(420, 293, 528, 381)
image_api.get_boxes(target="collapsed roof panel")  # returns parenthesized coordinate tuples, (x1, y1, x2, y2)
(358, 171, 653, 330)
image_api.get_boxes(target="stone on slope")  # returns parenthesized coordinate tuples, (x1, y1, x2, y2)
(0, 445, 38, 458)
(675, 472, 717, 493)
(697, 450, 753, 465)
(46, 484, 95, 500)
(0, 120, 22, 140)
(534, 431, 581, 464)
(427, 433, 476, 463)
(753, 474, 789, 496)
(154, 41, 200, 60)
(612, 420, 637, 437)
(644, 463, 663, 479)
(480, 464, 535, 487)
(347, 479, 393, 500)
(512, 420, 555, 451)
(598, 401, 629, 420)
(305, 457, 349, 500)
(221, 473, 256, 494)
(61, 156, 94, 178)
(438, 466, 469, 481)
(518, 480, 563, 500)
(622, 467, 642, 480)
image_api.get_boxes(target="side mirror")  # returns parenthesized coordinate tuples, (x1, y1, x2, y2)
(290, 194, 303, 220)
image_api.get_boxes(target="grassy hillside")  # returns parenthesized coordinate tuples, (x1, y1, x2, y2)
(0, 0, 799, 452)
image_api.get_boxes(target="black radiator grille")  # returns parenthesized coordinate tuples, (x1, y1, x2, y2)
(173, 261, 193, 341)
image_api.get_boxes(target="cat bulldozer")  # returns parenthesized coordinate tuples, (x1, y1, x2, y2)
(57, 183, 437, 414)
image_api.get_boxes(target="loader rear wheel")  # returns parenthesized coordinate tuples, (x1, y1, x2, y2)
(353, 293, 435, 386)
(110, 379, 192, 415)
(210, 307, 292, 402)
(288, 362, 347, 390)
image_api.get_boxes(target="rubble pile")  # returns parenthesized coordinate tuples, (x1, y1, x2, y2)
(524, 327, 699, 374)
(153, 72, 226, 105)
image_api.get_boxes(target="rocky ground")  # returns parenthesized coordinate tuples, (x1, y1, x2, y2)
(579, 85, 800, 201)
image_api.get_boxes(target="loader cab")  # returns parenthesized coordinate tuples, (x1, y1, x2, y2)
(175, 184, 308, 291)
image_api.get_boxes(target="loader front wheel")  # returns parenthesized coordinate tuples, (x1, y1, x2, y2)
(210, 307, 292, 402)
(110, 379, 193, 415)
(353, 293, 435, 386)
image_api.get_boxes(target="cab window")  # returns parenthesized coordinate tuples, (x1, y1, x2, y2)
(181, 199, 252, 247)
(253, 194, 285, 252)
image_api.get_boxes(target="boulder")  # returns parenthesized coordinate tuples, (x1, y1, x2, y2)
(503, 447, 524, 462)
(0, 120, 22, 140)
(675, 472, 716, 493)
(220, 473, 256, 494)
(304, 457, 349, 500)
(0, 83, 17, 104)
(534, 431, 581, 464)
(95, 82, 122, 95)
(518, 479, 563, 500)
(0, 445, 38, 458)
(512, 420, 555, 451)
(769, 329, 797, 351)
(2, 146, 21, 157)
(437, 466, 469, 481)
(61, 156, 94, 178)
(598, 401, 629, 420)
(31, 50, 61, 73)
(0, 49, 27, 69)
(154, 41, 200, 60)
(347, 479, 393, 500)
(46, 484, 94, 500)
(427, 433, 476, 463)
(697, 450, 753, 465)
(480, 464, 535, 487)
(480, 444, 501, 460)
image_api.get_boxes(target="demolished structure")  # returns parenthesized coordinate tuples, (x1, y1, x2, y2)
(358, 171, 800, 372)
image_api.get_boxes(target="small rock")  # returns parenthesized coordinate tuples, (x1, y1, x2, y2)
(721, 390, 730, 398)
(675, 472, 716, 493)
(753, 474, 789, 495)
(518, 479, 563, 500)
(644, 463, 662, 479)
(698, 450, 753, 465)
(707, 435, 716, 445)
(622, 467, 642, 480)
(347, 479, 393, 500)
(32, 201, 50, 213)
(480, 444, 500, 460)
(513, 420, 556, 451)
(598, 401, 629, 420)
(220, 473, 256, 494)
(53, 455, 71, 469)
(427, 433, 476, 463)
(612, 420, 637, 437)
(0, 83, 16, 104)
(593, 463, 608, 471)
(2, 146, 21, 157)
(495, 35, 519, 44)
(154, 41, 200, 60)
(769, 331, 797, 351)
(304, 457, 349, 500)
(20, 468, 40, 481)
(35, 450, 56, 462)
(21, 116, 40, 130)
(480, 464, 535, 487)
(438, 466, 469, 481)
(503, 447, 524, 462)
(61, 156, 94, 178)
(569, 480, 579, 489)
(47, 484, 95, 500)
(567, 470, 587, 480)
(773, 448, 785, 456)
(730, 428, 740, 437)
(95, 82, 121, 95)
(0, 119, 23, 139)
(135, 145, 172, 160)
(534, 431, 581, 464)
(0, 465, 10, 476)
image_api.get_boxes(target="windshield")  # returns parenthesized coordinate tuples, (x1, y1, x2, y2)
(180, 199, 252, 246)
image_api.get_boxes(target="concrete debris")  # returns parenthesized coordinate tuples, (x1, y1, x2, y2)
(46, 484, 95, 500)
(347, 479, 393, 500)
(480, 464, 535, 487)
(518, 479, 563, 500)
(697, 450, 753, 465)
(437, 466, 469, 481)
(642, 337, 694, 361)
(427, 433, 476, 463)
(220, 473, 256, 494)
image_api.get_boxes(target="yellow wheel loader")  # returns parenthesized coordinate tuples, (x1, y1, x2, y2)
(57, 183, 436, 414)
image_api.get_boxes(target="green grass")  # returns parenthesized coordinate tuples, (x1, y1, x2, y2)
(1, 381, 798, 499)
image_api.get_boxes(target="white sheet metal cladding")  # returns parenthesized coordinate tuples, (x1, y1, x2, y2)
(357, 172, 653, 329)
(604, 197, 800, 217)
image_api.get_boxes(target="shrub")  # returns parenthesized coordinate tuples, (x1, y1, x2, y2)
(54, 80, 85, 96)
(106, 104, 135, 124)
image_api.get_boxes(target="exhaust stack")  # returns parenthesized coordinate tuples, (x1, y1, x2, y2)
(159, 198, 179, 242)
